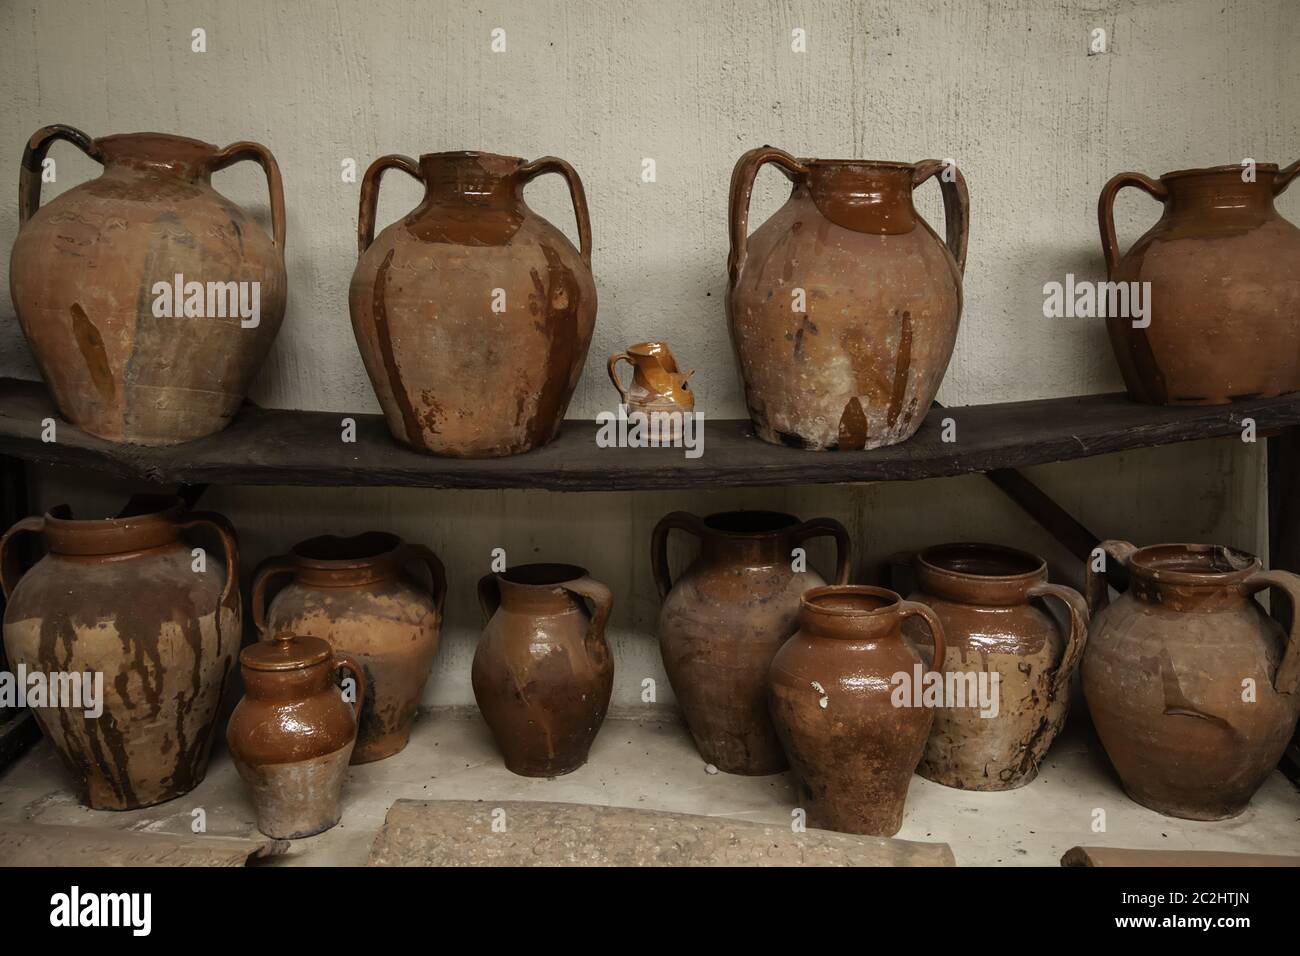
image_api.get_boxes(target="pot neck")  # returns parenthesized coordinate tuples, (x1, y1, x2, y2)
(698, 511, 801, 567)
(1160, 167, 1280, 220)
(41, 495, 186, 556)
(288, 532, 404, 587)
(417, 151, 525, 209)
(801, 161, 917, 233)
(95, 133, 220, 183)
(1124, 544, 1259, 611)
(241, 663, 333, 702)
(494, 564, 587, 614)
(914, 543, 1046, 607)
(798, 586, 904, 640)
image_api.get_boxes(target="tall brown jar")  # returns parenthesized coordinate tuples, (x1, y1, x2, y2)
(226, 634, 364, 840)
(349, 151, 596, 458)
(1098, 160, 1300, 404)
(1083, 541, 1300, 820)
(0, 495, 240, 810)
(768, 586, 945, 836)
(653, 510, 850, 774)
(473, 564, 613, 776)
(727, 146, 968, 450)
(251, 533, 446, 764)
(902, 543, 1089, 790)
(9, 126, 287, 444)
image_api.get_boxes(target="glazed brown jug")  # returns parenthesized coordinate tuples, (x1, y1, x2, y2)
(349, 151, 596, 458)
(727, 146, 968, 450)
(9, 125, 288, 444)
(608, 341, 695, 421)
(768, 586, 945, 836)
(901, 543, 1089, 790)
(653, 510, 850, 773)
(250, 532, 446, 764)
(472, 564, 613, 776)
(1082, 541, 1300, 820)
(0, 495, 239, 810)
(1098, 160, 1300, 404)
(226, 633, 364, 839)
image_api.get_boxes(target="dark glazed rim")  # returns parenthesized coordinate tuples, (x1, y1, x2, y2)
(703, 510, 799, 536)
(1127, 543, 1260, 586)
(802, 158, 915, 171)
(1160, 162, 1279, 181)
(499, 563, 588, 587)
(40, 494, 186, 557)
(917, 542, 1045, 583)
(418, 149, 526, 164)
(801, 584, 901, 616)
(291, 531, 401, 567)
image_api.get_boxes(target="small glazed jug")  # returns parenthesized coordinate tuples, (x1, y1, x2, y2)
(227, 633, 364, 840)
(768, 585, 945, 836)
(608, 342, 695, 435)
(473, 564, 614, 776)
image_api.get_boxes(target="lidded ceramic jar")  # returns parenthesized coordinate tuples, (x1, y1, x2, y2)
(768, 585, 945, 836)
(1083, 541, 1300, 820)
(252, 532, 446, 763)
(653, 510, 850, 774)
(226, 633, 364, 840)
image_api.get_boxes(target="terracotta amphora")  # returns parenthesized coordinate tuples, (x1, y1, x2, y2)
(608, 341, 695, 432)
(9, 125, 287, 444)
(726, 146, 968, 450)
(251, 532, 446, 764)
(226, 633, 364, 839)
(349, 151, 596, 458)
(901, 543, 1089, 790)
(653, 510, 850, 773)
(0, 495, 240, 810)
(768, 586, 945, 836)
(1082, 541, 1300, 820)
(472, 564, 613, 776)
(1098, 160, 1300, 404)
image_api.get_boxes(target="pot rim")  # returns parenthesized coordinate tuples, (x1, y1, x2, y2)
(801, 158, 916, 171)
(702, 510, 800, 537)
(1125, 543, 1261, 586)
(291, 531, 402, 568)
(801, 584, 901, 616)
(497, 562, 589, 587)
(1160, 162, 1280, 181)
(916, 541, 1046, 583)
(417, 149, 526, 165)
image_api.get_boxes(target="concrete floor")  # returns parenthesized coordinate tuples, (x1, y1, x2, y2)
(1, 709, 1297, 866)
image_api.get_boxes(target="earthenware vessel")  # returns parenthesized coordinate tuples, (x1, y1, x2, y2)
(9, 125, 287, 444)
(1083, 541, 1300, 820)
(349, 150, 596, 457)
(473, 564, 613, 775)
(251, 532, 446, 763)
(226, 633, 364, 839)
(0, 495, 240, 810)
(1098, 160, 1300, 404)
(768, 585, 945, 836)
(727, 146, 968, 450)
(653, 510, 850, 773)
(608, 341, 694, 438)
(902, 543, 1088, 790)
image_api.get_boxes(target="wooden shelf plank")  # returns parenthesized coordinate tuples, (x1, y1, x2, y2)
(0, 377, 1293, 491)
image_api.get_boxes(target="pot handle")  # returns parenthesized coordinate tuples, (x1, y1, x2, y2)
(0, 516, 44, 600)
(650, 511, 708, 599)
(899, 600, 946, 672)
(250, 554, 297, 635)
(911, 160, 970, 273)
(477, 573, 500, 624)
(1241, 570, 1300, 695)
(1097, 172, 1168, 275)
(357, 154, 423, 255)
(398, 543, 448, 618)
(178, 511, 241, 616)
(518, 156, 593, 267)
(332, 651, 367, 721)
(792, 517, 852, 584)
(1277, 160, 1300, 197)
(561, 575, 614, 661)
(607, 351, 633, 403)
(727, 146, 809, 286)
(1026, 581, 1090, 698)
(19, 124, 102, 226)
(212, 140, 286, 251)
(1083, 539, 1139, 613)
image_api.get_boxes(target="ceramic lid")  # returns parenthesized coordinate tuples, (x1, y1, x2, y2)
(240, 633, 332, 671)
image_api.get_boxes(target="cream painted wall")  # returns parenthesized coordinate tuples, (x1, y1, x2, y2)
(1, 1, 1292, 706)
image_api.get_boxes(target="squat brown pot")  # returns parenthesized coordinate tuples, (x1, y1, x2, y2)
(349, 150, 596, 458)
(903, 543, 1089, 791)
(1098, 160, 1300, 404)
(726, 146, 968, 450)
(251, 533, 446, 764)
(473, 564, 613, 776)
(0, 495, 240, 810)
(1082, 541, 1300, 820)
(653, 510, 850, 774)
(9, 125, 288, 444)
(226, 634, 364, 839)
(768, 586, 945, 836)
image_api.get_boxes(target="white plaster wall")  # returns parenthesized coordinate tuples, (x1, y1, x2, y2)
(0, 1, 1292, 706)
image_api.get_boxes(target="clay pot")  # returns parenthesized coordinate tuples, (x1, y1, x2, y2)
(250, 532, 446, 764)
(9, 125, 287, 444)
(1098, 160, 1300, 404)
(1083, 541, 1300, 820)
(653, 510, 850, 773)
(902, 543, 1089, 791)
(473, 564, 613, 776)
(768, 586, 945, 836)
(349, 151, 596, 458)
(726, 147, 968, 450)
(608, 341, 695, 437)
(226, 633, 364, 839)
(0, 495, 240, 810)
